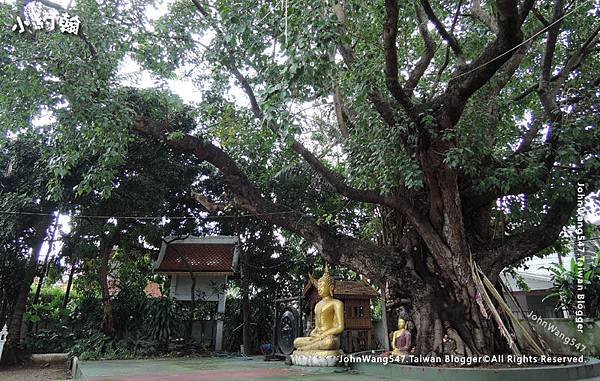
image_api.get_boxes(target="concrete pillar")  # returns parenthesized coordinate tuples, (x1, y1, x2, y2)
(169, 275, 177, 298)
(215, 276, 227, 351)
(380, 284, 390, 351)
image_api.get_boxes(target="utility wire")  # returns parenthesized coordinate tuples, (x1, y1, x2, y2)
(0, 209, 304, 220)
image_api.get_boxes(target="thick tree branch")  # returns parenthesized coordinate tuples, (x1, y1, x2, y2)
(189, 0, 426, 217)
(383, 0, 417, 118)
(332, 2, 356, 65)
(133, 117, 413, 282)
(514, 114, 542, 154)
(332, 2, 408, 127)
(519, 0, 536, 26)
(478, 198, 577, 275)
(404, 4, 437, 94)
(537, 22, 599, 173)
(539, 0, 565, 92)
(191, 191, 229, 213)
(442, 0, 522, 124)
(420, 0, 465, 64)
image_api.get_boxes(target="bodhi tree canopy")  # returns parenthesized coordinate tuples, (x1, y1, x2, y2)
(1, 0, 599, 356)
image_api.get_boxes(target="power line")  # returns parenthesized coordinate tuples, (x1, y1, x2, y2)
(0, 209, 305, 220)
(449, 0, 595, 82)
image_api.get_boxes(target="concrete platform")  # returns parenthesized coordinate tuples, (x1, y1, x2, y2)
(352, 357, 600, 381)
(74, 356, 378, 381)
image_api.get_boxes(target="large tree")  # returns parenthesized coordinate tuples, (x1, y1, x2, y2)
(2, 0, 599, 356)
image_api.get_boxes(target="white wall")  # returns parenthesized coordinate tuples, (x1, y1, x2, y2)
(170, 275, 226, 302)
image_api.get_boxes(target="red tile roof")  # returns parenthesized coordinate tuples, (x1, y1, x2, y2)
(156, 243, 236, 273)
(303, 280, 379, 299)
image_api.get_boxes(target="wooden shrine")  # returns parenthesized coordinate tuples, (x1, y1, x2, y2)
(303, 279, 378, 352)
(154, 235, 240, 351)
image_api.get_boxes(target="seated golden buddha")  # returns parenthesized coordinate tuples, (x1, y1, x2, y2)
(293, 264, 345, 356)
(391, 318, 412, 356)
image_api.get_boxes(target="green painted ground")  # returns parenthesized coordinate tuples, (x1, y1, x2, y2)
(75, 356, 388, 381)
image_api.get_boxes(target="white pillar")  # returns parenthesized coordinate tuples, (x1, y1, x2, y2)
(380, 284, 390, 351)
(0, 324, 8, 360)
(169, 275, 177, 298)
(215, 276, 227, 351)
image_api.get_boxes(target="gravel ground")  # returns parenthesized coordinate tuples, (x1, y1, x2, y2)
(0, 363, 70, 380)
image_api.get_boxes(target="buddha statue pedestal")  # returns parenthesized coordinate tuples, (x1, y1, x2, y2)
(291, 264, 345, 367)
(290, 349, 342, 367)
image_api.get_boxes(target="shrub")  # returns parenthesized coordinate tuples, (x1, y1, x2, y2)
(545, 252, 600, 319)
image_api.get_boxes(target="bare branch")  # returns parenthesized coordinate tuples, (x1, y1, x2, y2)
(471, 0, 498, 33)
(332, 86, 350, 139)
(519, 0, 536, 25)
(190, 191, 228, 213)
(539, 0, 565, 92)
(420, 0, 465, 64)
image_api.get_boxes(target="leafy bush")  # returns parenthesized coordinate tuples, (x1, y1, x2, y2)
(146, 296, 182, 345)
(25, 324, 76, 354)
(24, 286, 77, 353)
(70, 329, 115, 360)
(545, 252, 600, 319)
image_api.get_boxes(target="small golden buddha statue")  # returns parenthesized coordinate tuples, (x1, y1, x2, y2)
(293, 264, 345, 356)
(391, 318, 412, 356)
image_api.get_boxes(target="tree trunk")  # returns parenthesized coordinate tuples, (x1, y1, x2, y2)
(98, 245, 115, 337)
(385, 240, 506, 357)
(32, 213, 60, 307)
(62, 262, 76, 310)
(1, 216, 51, 365)
(98, 224, 120, 337)
(378, 205, 503, 356)
(240, 248, 251, 354)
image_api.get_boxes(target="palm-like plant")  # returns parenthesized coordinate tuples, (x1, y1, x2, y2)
(545, 252, 600, 319)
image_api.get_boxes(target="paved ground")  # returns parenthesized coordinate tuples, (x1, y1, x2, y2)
(75, 357, 383, 381)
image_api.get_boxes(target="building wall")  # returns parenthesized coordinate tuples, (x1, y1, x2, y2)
(505, 292, 563, 319)
(170, 275, 226, 302)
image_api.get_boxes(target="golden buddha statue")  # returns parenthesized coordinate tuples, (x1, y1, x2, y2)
(391, 318, 412, 356)
(292, 264, 345, 358)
